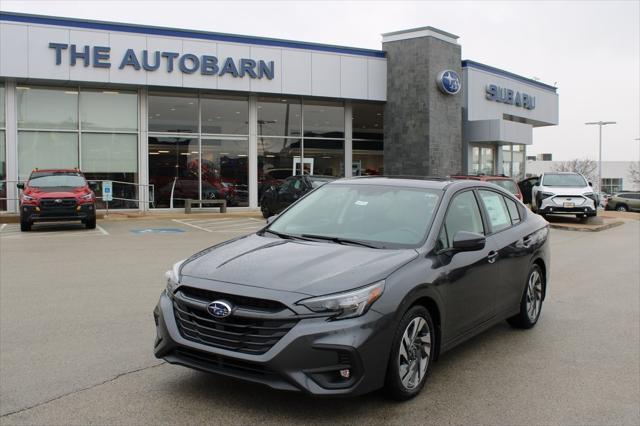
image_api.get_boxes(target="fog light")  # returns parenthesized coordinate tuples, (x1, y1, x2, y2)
(77, 206, 81, 211)
(584, 208, 588, 212)
(339, 369, 350, 379)
(35, 207, 40, 212)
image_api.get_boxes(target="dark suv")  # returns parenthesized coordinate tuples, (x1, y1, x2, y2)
(154, 177, 550, 400)
(17, 169, 97, 232)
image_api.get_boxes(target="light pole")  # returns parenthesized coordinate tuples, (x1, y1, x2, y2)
(585, 121, 616, 192)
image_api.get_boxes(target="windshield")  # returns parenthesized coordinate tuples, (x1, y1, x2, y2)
(28, 174, 86, 188)
(268, 183, 441, 248)
(489, 179, 519, 194)
(542, 173, 587, 187)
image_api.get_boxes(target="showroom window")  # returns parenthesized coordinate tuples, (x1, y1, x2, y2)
(16, 85, 139, 208)
(148, 92, 249, 208)
(353, 102, 384, 176)
(471, 145, 495, 175)
(0, 84, 5, 211)
(502, 144, 525, 180)
(601, 178, 623, 194)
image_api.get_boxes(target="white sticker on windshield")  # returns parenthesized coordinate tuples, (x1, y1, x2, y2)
(355, 200, 368, 206)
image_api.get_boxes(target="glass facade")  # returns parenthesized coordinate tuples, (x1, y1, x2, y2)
(353, 102, 384, 176)
(501, 144, 525, 180)
(601, 178, 623, 194)
(471, 145, 495, 175)
(15, 85, 139, 208)
(148, 92, 249, 208)
(5, 83, 386, 211)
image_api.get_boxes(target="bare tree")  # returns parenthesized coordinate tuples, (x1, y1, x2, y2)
(629, 162, 640, 189)
(552, 158, 598, 185)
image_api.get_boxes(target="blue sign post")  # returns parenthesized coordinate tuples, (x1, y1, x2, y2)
(103, 180, 113, 216)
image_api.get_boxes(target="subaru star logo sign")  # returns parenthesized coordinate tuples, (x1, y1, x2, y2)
(436, 70, 461, 95)
(207, 300, 233, 318)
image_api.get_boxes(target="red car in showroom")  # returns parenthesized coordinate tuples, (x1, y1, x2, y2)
(17, 169, 97, 232)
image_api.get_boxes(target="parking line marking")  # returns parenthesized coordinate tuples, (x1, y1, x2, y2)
(96, 225, 109, 235)
(172, 219, 213, 232)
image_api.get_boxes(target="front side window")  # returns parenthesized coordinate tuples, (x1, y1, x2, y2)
(479, 190, 511, 233)
(269, 184, 440, 247)
(438, 190, 484, 250)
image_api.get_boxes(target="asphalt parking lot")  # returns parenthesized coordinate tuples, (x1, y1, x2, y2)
(1, 216, 639, 425)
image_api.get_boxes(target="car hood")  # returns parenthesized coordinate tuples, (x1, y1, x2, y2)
(180, 234, 418, 296)
(26, 187, 88, 198)
(538, 186, 591, 196)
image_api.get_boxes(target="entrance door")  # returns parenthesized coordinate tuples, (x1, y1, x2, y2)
(148, 136, 199, 208)
(471, 145, 495, 175)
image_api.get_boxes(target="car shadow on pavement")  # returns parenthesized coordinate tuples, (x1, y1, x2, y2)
(159, 322, 524, 421)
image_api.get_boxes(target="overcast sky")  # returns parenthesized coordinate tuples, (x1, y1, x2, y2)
(2, 0, 639, 161)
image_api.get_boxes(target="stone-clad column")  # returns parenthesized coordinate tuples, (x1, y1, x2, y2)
(382, 27, 462, 177)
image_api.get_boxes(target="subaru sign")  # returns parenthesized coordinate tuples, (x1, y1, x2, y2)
(207, 300, 233, 318)
(436, 70, 461, 95)
(485, 84, 536, 110)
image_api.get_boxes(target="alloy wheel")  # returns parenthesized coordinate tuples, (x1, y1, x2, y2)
(398, 316, 431, 390)
(526, 269, 543, 322)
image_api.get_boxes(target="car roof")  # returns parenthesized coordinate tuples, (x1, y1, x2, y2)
(450, 175, 514, 181)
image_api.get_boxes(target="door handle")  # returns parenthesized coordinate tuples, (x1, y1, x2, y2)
(487, 251, 498, 264)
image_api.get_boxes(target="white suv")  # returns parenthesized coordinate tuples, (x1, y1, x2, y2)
(532, 172, 598, 220)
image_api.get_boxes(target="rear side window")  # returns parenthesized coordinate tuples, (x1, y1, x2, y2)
(438, 191, 484, 250)
(504, 197, 521, 225)
(478, 190, 512, 233)
(489, 179, 519, 195)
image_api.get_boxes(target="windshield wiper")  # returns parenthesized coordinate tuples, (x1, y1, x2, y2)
(300, 234, 379, 249)
(261, 229, 313, 241)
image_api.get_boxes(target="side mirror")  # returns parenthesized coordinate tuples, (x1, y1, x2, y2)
(266, 214, 278, 224)
(452, 231, 486, 252)
(588, 182, 593, 187)
(16, 182, 25, 190)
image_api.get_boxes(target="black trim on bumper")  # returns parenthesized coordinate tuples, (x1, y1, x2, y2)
(21, 204, 95, 222)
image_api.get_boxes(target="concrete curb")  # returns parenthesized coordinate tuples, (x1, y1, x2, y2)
(548, 220, 625, 232)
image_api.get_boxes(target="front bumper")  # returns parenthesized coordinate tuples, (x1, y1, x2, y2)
(537, 195, 597, 215)
(21, 204, 95, 222)
(153, 290, 394, 396)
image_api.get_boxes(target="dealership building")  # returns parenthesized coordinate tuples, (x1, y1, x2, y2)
(0, 12, 559, 212)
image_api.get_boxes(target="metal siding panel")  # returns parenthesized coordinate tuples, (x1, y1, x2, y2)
(181, 39, 218, 90)
(340, 56, 367, 100)
(311, 52, 340, 98)
(108, 32, 147, 85)
(28, 25, 70, 80)
(0, 23, 29, 77)
(217, 43, 251, 91)
(69, 29, 109, 83)
(281, 49, 311, 95)
(145, 36, 183, 88)
(367, 58, 387, 101)
(249, 46, 282, 94)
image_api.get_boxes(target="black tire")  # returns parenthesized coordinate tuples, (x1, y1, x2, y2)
(20, 220, 31, 232)
(85, 216, 96, 229)
(507, 264, 544, 329)
(616, 204, 628, 212)
(385, 306, 435, 401)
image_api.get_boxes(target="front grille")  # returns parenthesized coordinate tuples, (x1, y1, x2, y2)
(173, 286, 298, 355)
(40, 198, 76, 208)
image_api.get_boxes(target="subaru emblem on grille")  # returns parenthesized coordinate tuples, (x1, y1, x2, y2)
(207, 300, 233, 318)
(55, 199, 62, 203)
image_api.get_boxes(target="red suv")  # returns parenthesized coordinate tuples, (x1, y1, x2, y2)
(450, 174, 524, 201)
(17, 169, 97, 232)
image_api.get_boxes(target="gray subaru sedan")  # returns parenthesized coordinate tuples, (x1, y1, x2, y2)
(153, 177, 550, 400)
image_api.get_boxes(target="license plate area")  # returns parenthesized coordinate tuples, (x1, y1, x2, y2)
(563, 202, 575, 208)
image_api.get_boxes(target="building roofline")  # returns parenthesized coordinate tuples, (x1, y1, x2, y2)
(0, 11, 386, 58)
(462, 59, 557, 92)
(382, 25, 458, 40)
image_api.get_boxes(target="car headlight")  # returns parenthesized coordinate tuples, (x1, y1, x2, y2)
(538, 191, 554, 201)
(297, 281, 385, 320)
(165, 259, 186, 296)
(80, 192, 94, 200)
(22, 194, 36, 202)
